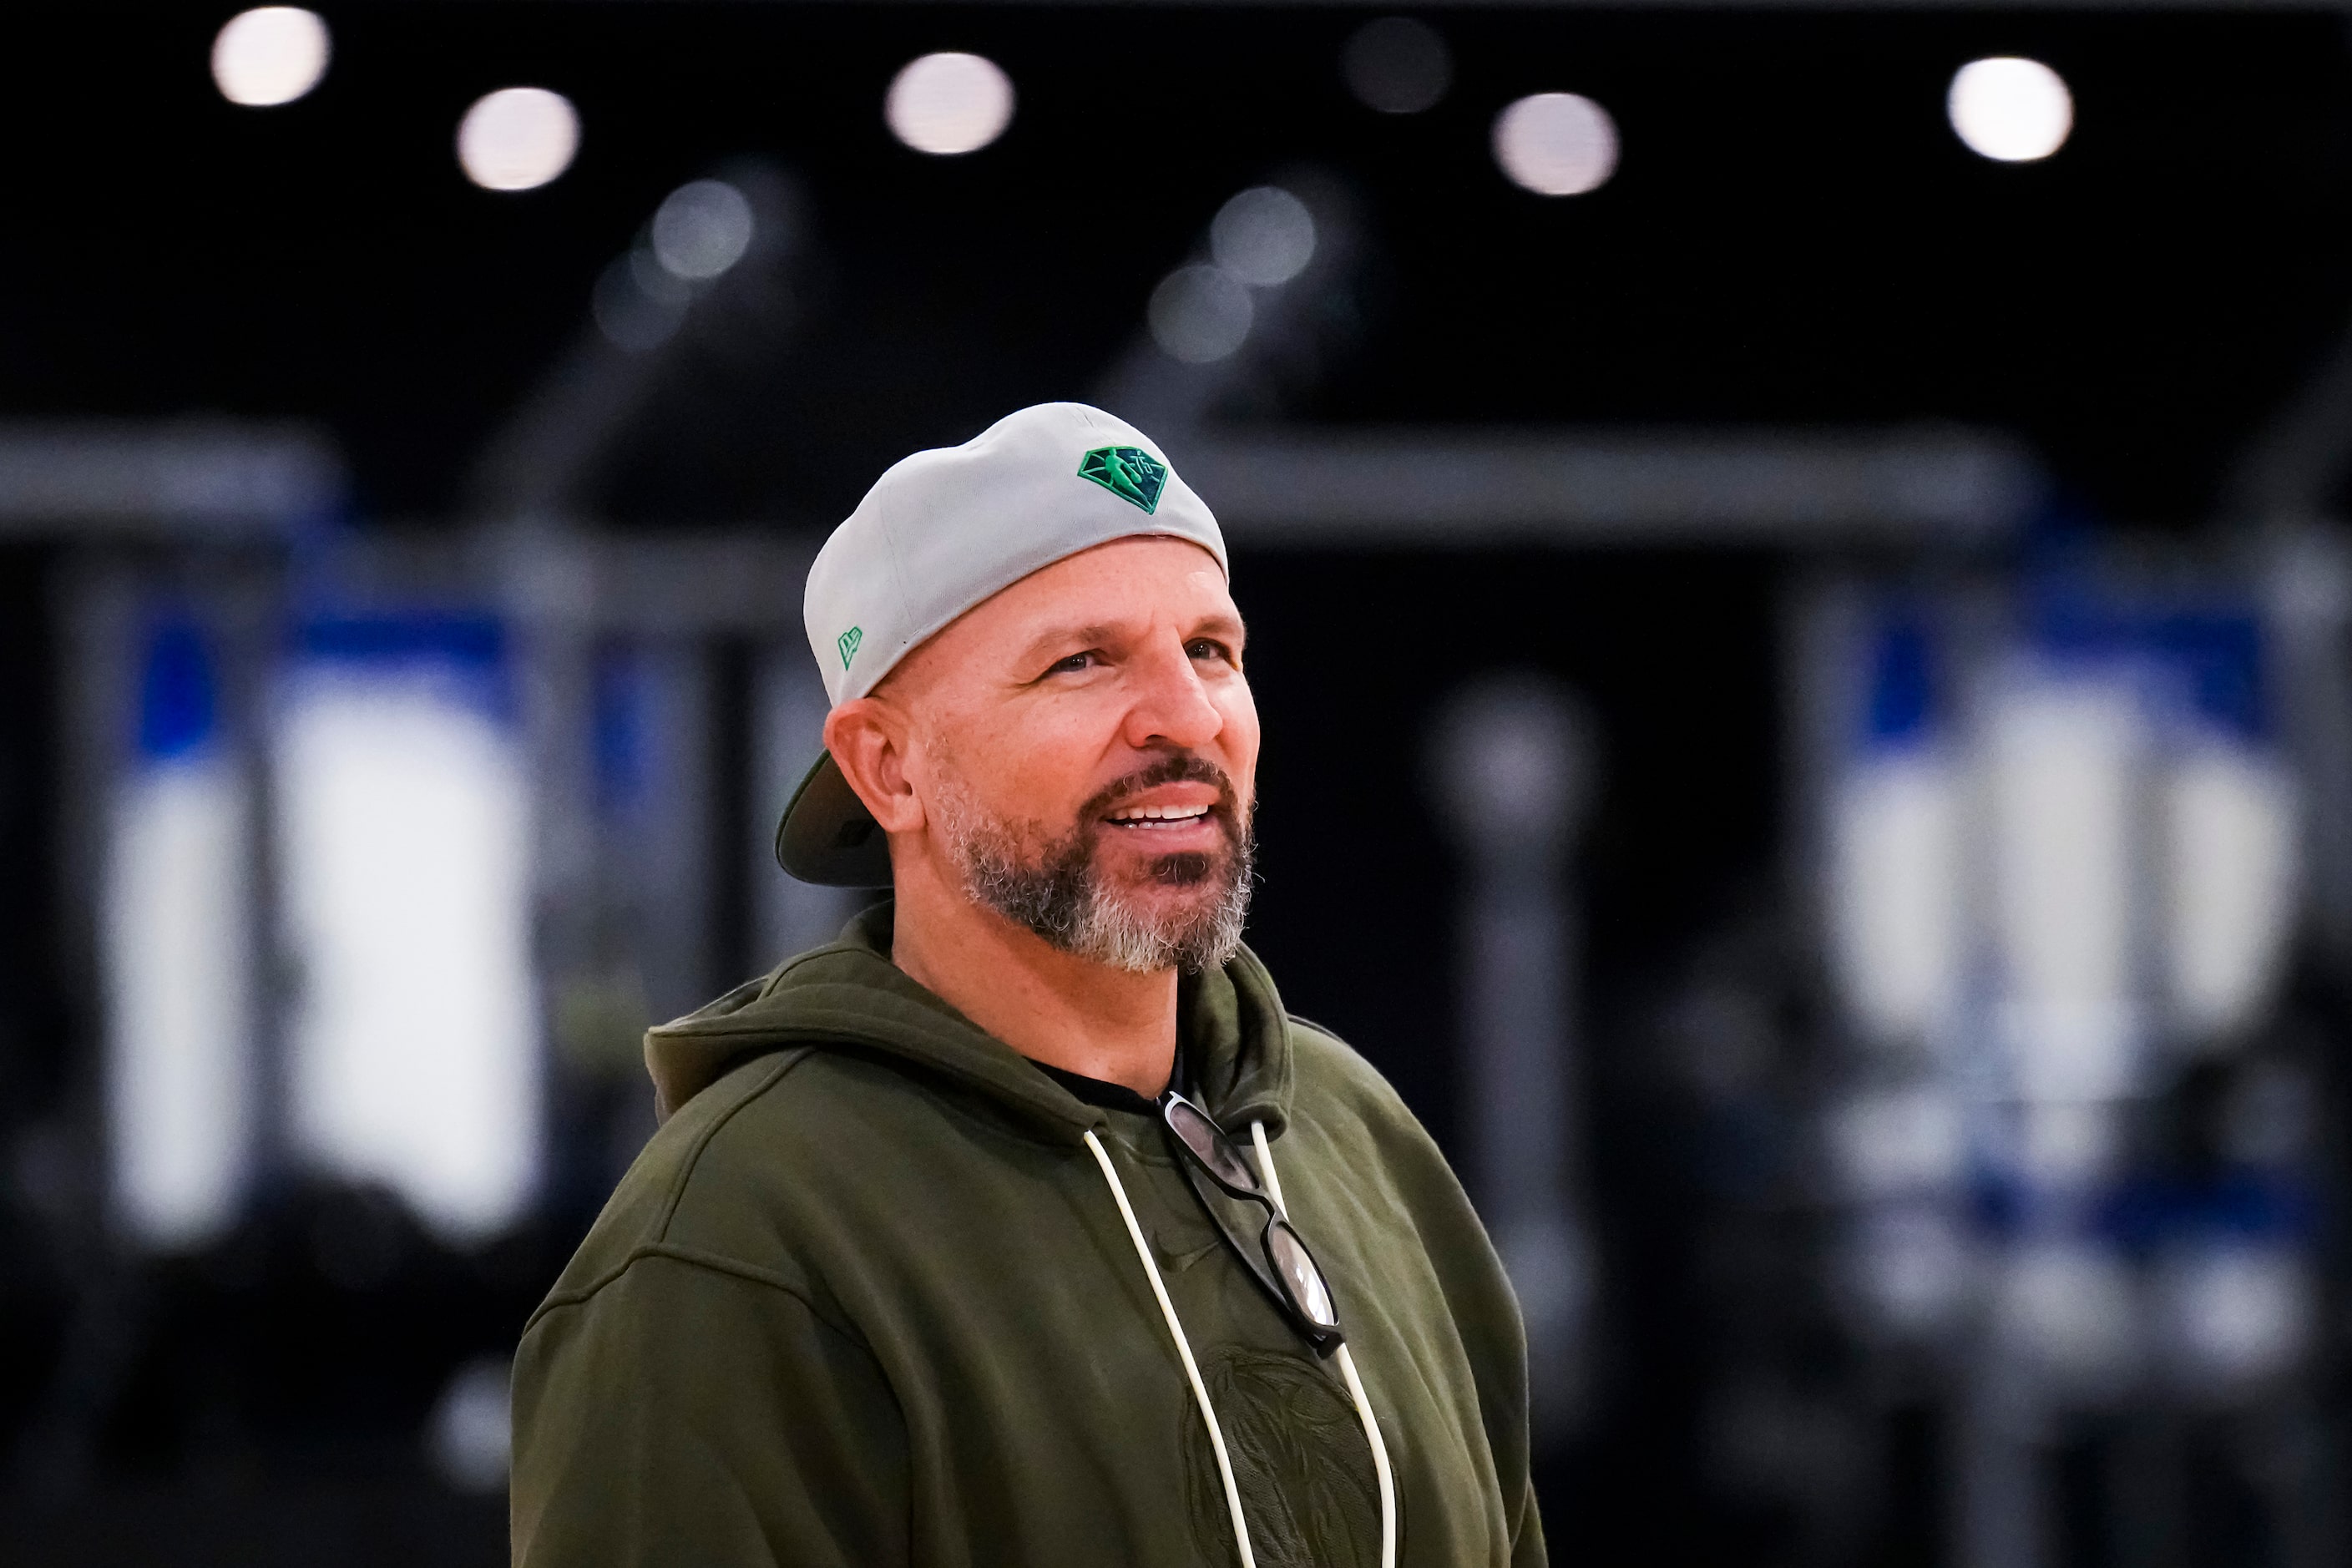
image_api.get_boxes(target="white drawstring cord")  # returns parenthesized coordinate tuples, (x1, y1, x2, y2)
(1333, 1346, 1398, 1568)
(1084, 1130, 1257, 1568)
(1085, 1120, 1399, 1568)
(1252, 1120, 1398, 1568)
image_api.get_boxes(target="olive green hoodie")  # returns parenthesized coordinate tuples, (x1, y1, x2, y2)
(510, 904, 1545, 1568)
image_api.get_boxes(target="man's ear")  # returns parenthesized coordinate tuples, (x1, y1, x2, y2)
(825, 698, 925, 835)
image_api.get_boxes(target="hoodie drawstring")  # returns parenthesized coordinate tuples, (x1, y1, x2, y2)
(1085, 1130, 1257, 1568)
(1082, 1124, 1399, 1568)
(1252, 1120, 1398, 1568)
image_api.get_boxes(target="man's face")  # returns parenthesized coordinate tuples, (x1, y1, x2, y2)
(889, 536, 1259, 973)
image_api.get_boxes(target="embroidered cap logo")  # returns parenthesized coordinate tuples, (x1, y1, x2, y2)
(1076, 445, 1169, 514)
(837, 625, 863, 670)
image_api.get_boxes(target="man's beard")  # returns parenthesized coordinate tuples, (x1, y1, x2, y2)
(932, 754, 1255, 975)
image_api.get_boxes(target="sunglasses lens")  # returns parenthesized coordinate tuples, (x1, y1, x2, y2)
(1267, 1221, 1338, 1331)
(1166, 1100, 1260, 1193)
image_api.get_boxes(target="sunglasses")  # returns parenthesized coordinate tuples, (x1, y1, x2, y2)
(1158, 1090, 1345, 1356)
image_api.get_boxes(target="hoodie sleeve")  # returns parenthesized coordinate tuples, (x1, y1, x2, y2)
(511, 1248, 908, 1568)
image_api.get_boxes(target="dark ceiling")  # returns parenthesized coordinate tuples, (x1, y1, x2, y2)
(4, 3, 2349, 526)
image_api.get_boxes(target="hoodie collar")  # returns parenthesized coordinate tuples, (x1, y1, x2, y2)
(643, 901, 1294, 1143)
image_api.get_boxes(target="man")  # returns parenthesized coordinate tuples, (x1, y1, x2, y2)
(510, 403, 1545, 1568)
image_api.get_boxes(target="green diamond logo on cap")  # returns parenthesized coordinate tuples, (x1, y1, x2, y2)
(837, 625, 862, 670)
(1076, 445, 1168, 514)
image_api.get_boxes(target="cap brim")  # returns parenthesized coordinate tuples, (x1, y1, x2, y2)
(774, 751, 893, 888)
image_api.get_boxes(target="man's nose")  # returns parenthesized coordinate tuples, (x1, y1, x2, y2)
(1125, 644, 1223, 752)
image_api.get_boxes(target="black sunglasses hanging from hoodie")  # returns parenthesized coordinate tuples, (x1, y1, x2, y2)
(1157, 1090, 1346, 1357)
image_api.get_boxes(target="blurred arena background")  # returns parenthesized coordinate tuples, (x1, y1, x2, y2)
(3, 3, 2351, 1565)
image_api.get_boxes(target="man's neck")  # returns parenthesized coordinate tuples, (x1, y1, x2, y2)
(886, 859, 1178, 1099)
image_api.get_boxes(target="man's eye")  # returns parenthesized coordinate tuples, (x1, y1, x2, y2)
(1048, 651, 1094, 675)
(1186, 640, 1228, 662)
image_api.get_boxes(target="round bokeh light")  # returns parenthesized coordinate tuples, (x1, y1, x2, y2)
(885, 53, 1016, 156)
(457, 88, 581, 193)
(1948, 57, 2073, 163)
(652, 180, 756, 281)
(211, 7, 331, 108)
(1492, 93, 1620, 197)
(1210, 187, 1317, 289)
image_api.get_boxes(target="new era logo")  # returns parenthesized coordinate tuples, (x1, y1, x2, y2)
(837, 625, 862, 670)
(1076, 445, 1169, 514)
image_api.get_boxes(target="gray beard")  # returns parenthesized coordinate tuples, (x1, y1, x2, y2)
(934, 779, 1254, 975)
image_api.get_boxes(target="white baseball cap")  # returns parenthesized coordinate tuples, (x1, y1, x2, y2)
(776, 402, 1227, 886)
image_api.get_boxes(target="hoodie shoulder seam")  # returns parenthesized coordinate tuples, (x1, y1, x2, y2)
(654, 1045, 819, 1241)
(1285, 1011, 1350, 1044)
(522, 1241, 867, 1350)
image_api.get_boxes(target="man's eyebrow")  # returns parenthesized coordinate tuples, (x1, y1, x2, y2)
(1014, 622, 1123, 666)
(1013, 613, 1246, 668)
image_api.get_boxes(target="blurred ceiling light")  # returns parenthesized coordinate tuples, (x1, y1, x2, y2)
(1342, 17, 1451, 114)
(886, 52, 1015, 156)
(1148, 264, 1252, 364)
(211, 7, 330, 107)
(651, 179, 756, 281)
(1948, 57, 2072, 163)
(1493, 93, 1619, 197)
(1210, 187, 1317, 289)
(458, 87, 581, 192)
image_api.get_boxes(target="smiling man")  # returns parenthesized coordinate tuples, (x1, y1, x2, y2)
(509, 404, 1545, 1568)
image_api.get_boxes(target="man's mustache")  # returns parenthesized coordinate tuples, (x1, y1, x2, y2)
(1080, 753, 1245, 826)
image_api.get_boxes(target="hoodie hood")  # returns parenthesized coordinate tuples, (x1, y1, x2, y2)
(643, 901, 1297, 1141)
